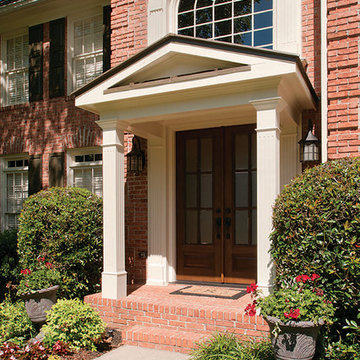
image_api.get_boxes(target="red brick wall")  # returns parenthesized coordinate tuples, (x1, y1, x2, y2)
(110, 0, 148, 66)
(327, 0, 360, 159)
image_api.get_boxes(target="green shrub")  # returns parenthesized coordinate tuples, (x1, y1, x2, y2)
(42, 299, 105, 351)
(0, 299, 35, 345)
(0, 229, 20, 301)
(190, 333, 274, 360)
(270, 158, 360, 354)
(17, 187, 103, 299)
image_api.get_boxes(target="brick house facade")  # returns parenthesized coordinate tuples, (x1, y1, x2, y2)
(0, 0, 359, 292)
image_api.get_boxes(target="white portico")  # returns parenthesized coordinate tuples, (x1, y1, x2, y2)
(75, 35, 317, 299)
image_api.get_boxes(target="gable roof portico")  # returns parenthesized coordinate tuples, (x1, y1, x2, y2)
(75, 35, 317, 299)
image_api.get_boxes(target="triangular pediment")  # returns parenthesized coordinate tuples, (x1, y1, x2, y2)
(75, 35, 317, 116)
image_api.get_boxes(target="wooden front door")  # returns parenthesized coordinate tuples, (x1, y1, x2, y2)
(176, 125, 257, 284)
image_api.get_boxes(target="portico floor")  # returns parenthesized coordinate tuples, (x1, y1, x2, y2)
(85, 284, 270, 353)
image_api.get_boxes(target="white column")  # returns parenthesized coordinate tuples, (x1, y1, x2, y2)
(250, 98, 282, 295)
(147, 134, 168, 285)
(101, 126, 127, 299)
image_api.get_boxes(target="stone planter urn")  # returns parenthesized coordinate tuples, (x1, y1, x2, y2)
(265, 316, 324, 360)
(22, 285, 60, 325)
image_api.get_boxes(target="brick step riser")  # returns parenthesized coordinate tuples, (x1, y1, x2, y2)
(90, 300, 269, 338)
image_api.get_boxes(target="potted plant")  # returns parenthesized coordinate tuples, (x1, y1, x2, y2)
(245, 275, 335, 360)
(17, 256, 61, 326)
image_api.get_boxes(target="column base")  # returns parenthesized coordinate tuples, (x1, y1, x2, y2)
(102, 271, 127, 299)
(146, 259, 168, 286)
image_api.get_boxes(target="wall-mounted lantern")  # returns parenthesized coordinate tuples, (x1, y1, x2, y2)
(126, 136, 145, 175)
(299, 121, 319, 162)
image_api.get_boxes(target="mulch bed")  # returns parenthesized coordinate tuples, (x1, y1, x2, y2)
(59, 329, 122, 360)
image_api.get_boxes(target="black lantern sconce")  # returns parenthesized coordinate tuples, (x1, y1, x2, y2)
(299, 121, 319, 162)
(126, 136, 145, 175)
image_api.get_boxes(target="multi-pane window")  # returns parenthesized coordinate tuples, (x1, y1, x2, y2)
(70, 152, 103, 196)
(5, 34, 29, 105)
(178, 0, 273, 48)
(4, 159, 28, 228)
(73, 15, 103, 90)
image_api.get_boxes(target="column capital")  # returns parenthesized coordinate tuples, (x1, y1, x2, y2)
(249, 97, 285, 112)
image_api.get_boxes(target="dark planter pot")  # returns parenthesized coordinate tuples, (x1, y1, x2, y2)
(22, 285, 59, 325)
(265, 316, 324, 360)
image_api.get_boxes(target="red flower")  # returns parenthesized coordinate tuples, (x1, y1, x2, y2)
(246, 283, 258, 294)
(37, 256, 46, 262)
(45, 262, 53, 269)
(296, 274, 311, 283)
(284, 308, 300, 319)
(20, 269, 31, 275)
(311, 273, 320, 281)
(245, 302, 256, 316)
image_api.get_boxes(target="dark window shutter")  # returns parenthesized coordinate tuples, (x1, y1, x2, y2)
(28, 155, 42, 195)
(29, 24, 43, 102)
(49, 152, 64, 187)
(49, 18, 65, 98)
(103, 5, 112, 72)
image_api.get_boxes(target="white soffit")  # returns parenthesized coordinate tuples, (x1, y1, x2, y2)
(75, 35, 317, 117)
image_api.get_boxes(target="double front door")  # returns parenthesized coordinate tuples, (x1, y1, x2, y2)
(176, 125, 257, 284)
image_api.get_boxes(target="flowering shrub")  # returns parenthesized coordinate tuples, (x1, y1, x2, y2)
(245, 275, 335, 324)
(18, 187, 103, 299)
(16, 256, 61, 296)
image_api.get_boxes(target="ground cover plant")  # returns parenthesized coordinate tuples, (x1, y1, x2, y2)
(190, 332, 274, 360)
(17, 187, 103, 299)
(0, 299, 35, 346)
(270, 158, 360, 358)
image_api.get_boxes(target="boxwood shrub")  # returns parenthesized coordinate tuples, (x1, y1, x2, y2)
(17, 187, 103, 299)
(270, 158, 360, 353)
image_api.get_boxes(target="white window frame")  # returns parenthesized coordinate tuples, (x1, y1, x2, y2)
(0, 154, 29, 230)
(0, 28, 29, 107)
(66, 147, 103, 196)
(67, 7, 104, 94)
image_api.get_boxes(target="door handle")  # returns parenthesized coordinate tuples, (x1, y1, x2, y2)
(216, 217, 222, 227)
(225, 217, 231, 227)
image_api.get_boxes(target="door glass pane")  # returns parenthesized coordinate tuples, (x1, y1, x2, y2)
(252, 209, 257, 245)
(186, 210, 198, 244)
(200, 210, 213, 244)
(235, 172, 248, 207)
(186, 174, 197, 208)
(200, 174, 212, 208)
(235, 133, 248, 170)
(200, 138, 212, 171)
(251, 170, 257, 206)
(235, 210, 248, 244)
(186, 139, 197, 172)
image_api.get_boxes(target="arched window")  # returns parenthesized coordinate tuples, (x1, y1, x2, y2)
(177, 0, 273, 48)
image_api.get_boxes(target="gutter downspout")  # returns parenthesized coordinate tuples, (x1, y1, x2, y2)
(321, 0, 328, 162)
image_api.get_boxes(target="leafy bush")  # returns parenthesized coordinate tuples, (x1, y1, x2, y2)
(42, 299, 105, 351)
(0, 299, 35, 345)
(270, 158, 360, 354)
(0, 341, 50, 360)
(17, 187, 103, 299)
(0, 229, 20, 301)
(191, 333, 274, 360)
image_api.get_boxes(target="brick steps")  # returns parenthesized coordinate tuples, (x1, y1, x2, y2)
(85, 285, 270, 353)
(122, 325, 212, 353)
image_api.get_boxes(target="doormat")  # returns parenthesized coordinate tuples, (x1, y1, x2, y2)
(170, 285, 247, 300)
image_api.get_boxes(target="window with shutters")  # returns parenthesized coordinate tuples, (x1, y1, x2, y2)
(67, 150, 103, 196)
(1, 157, 28, 229)
(3, 33, 29, 105)
(177, 0, 273, 48)
(72, 15, 103, 91)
